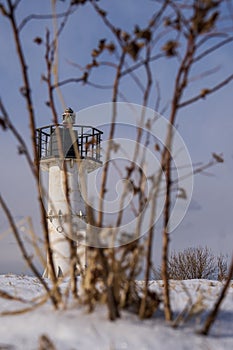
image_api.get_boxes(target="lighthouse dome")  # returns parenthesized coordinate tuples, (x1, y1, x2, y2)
(62, 107, 75, 125)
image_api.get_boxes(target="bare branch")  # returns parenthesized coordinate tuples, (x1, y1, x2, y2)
(97, 52, 126, 227)
(188, 65, 221, 83)
(194, 36, 233, 63)
(18, 7, 76, 32)
(178, 73, 233, 108)
(0, 98, 35, 175)
(121, 53, 164, 77)
(5, 0, 60, 289)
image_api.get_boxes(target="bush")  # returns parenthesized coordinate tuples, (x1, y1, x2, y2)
(153, 246, 228, 280)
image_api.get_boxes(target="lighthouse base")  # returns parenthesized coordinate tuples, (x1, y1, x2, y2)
(42, 231, 86, 278)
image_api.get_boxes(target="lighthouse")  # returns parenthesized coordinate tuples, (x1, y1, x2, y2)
(36, 108, 103, 278)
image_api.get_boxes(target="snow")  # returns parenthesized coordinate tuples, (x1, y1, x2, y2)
(0, 275, 232, 350)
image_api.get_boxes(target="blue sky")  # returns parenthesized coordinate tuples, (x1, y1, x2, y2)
(0, 0, 233, 274)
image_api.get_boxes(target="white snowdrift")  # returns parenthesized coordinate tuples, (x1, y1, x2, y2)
(0, 275, 232, 350)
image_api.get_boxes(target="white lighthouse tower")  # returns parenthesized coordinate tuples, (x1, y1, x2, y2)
(36, 108, 102, 278)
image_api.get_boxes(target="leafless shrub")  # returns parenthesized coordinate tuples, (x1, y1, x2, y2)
(168, 246, 216, 280)
(154, 246, 228, 281)
(217, 254, 228, 281)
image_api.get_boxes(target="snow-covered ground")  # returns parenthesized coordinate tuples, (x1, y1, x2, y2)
(0, 275, 232, 350)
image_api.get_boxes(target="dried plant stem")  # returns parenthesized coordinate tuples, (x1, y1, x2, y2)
(5, 0, 61, 303)
(99, 249, 120, 320)
(51, 0, 66, 109)
(0, 294, 49, 316)
(97, 52, 125, 225)
(160, 23, 197, 320)
(199, 254, 233, 336)
(45, 28, 78, 299)
(0, 195, 60, 309)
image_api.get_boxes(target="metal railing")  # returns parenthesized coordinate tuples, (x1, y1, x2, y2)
(36, 124, 103, 163)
